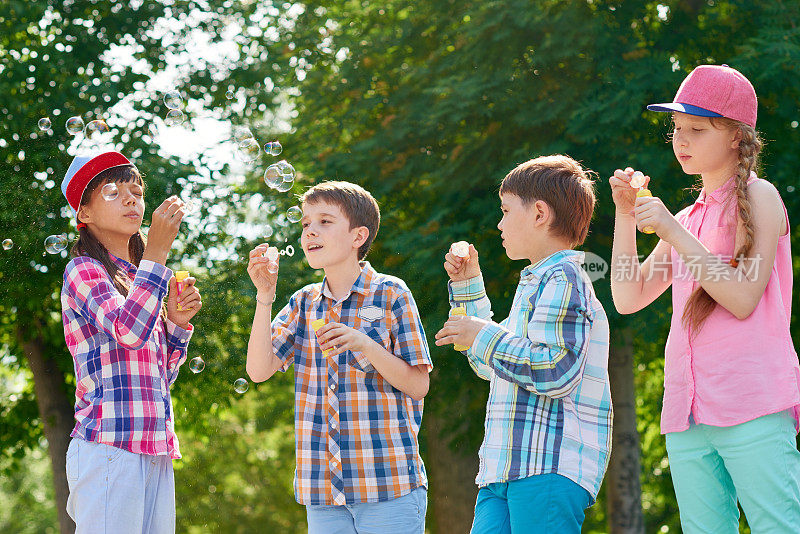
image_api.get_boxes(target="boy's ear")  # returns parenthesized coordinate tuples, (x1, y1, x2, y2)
(352, 226, 369, 249)
(532, 200, 552, 227)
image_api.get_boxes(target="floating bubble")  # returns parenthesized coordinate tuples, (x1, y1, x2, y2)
(237, 138, 261, 163)
(2, 239, 13, 250)
(38, 117, 52, 131)
(264, 165, 283, 189)
(286, 206, 302, 223)
(225, 89, 235, 100)
(264, 141, 282, 156)
(44, 234, 68, 254)
(275, 178, 294, 193)
(284, 245, 295, 257)
(66, 116, 85, 135)
(630, 171, 646, 189)
(232, 126, 253, 144)
(788, 185, 796, 193)
(84, 120, 109, 139)
(276, 160, 295, 180)
(184, 198, 200, 214)
(164, 109, 184, 127)
(164, 90, 183, 110)
(147, 122, 160, 138)
(233, 378, 249, 394)
(101, 183, 119, 201)
(189, 357, 205, 374)
(263, 225, 274, 239)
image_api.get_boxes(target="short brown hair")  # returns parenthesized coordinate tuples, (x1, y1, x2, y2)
(300, 181, 380, 260)
(499, 155, 596, 247)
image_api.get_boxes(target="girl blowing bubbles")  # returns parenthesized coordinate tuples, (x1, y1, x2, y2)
(610, 64, 800, 533)
(60, 151, 201, 534)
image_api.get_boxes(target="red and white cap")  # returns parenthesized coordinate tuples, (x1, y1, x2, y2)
(61, 151, 133, 211)
(647, 64, 757, 128)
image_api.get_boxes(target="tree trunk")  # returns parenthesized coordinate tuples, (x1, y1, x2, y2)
(606, 328, 645, 534)
(21, 333, 76, 534)
(425, 413, 479, 534)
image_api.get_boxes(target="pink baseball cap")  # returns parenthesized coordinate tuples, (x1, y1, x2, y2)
(647, 64, 757, 128)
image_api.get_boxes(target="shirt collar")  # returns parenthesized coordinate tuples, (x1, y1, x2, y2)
(697, 171, 756, 205)
(313, 261, 375, 303)
(109, 252, 137, 277)
(520, 249, 585, 282)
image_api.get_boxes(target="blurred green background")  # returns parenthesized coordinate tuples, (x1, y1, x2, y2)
(2, 1, 799, 532)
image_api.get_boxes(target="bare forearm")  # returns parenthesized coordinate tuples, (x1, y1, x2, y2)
(362, 342, 429, 401)
(610, 213, 644, 312)
(246, 302, 282, 382)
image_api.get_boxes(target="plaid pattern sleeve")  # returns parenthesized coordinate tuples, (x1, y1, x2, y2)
(164, 319, 193, 385)
(282, 263, 430, 506)
(449, 275, 495, 380)
(466, 250, 612, 501)
(472, 269, 593, 398)
(62, 256, 187, 459)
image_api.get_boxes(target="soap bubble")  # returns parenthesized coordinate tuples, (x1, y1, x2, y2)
(44, 234, 68, 254)
(38, 118, 52, 131)
(284, 245, 295, 257)
(163, 91, 183, 109)
(267, 262, 279, 274)
(84, 120, 109, 139)
(233, 378, 249, 394)
(263, 225, 274, 239)
(2, 239, 13, 250)
(101, 183, 119, 201)
(184, 198, 200, 214)
(66, 116, 85, 135)
(276, 160, 295, 180)
(232, 126, 254, 144)
(630, 171, 646, 189)
(189, 357, 205, 374)
(264, 141, 282, 156)
(147, 122, 160, 138)
(164, 109, 184, 127)
(237, 138, 261, 163)
(264, 165, 283, 189)
(275, 178, 294, 193)
(286, 206, 302, 223)
(225, 89, 235, 100)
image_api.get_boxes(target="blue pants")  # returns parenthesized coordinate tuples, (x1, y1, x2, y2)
(470, 473, 592, 534)
(65, 438, 175, 534)
(306, 486, 427, 534)
(666, 410, 800, 534)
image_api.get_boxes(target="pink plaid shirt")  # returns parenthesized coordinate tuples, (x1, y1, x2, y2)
(61, 255, 193, 458)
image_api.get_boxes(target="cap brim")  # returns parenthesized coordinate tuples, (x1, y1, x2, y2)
(646, 102, 723, 118)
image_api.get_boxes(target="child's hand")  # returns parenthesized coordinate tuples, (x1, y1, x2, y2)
(434, 314, 488, 348)
(247, 244, 279, 302)
(167, 276, 201, 328)
(316, 322, 375, 358)
(634, 195, 680, 242)
(609, 167, 650, 217)
(142, 196, 185, 265)
(444, 243, 481, 282)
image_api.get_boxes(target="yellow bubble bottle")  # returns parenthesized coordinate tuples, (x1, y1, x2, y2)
(175, 271, 189, 310)
(636, 189, 656, 234)
(449, 305, 470, 352)
(311, 318, 333, 358)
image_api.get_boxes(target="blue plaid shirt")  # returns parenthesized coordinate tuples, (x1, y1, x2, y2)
(449, 250, 612, 500)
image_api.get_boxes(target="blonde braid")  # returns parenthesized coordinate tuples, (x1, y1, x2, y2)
(681, 119, 763, 333)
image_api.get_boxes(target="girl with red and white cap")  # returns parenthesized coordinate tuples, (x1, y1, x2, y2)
(609, 65, 800, 532)
(60, 151, 202, 533)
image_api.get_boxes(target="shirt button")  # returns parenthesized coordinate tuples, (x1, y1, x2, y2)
(158, 359, 163, 366)
(329, 384, 336, 391)
(330, 422, 337, 430)
(180, 338, 187, 343)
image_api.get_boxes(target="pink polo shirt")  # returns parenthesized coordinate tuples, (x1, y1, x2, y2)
(662, 172, 800, 434)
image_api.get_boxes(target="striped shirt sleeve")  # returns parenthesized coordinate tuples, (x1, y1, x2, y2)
(390, 284, 432, 370)
(471, 269, 594, 397)
(165, 319, 193, 385)
(65, 257, 171, 350)
(271, 289, 302, 371)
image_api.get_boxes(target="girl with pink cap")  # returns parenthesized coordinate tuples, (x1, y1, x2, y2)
(609, 65, 800, 532)
(60, 151, 202, 533)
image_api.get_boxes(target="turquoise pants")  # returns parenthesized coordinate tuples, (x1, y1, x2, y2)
(666, 410, 800, 534)
(470, 473, 592, 534)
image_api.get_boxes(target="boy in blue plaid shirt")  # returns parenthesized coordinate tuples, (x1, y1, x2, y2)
(435, 155, 612, 533)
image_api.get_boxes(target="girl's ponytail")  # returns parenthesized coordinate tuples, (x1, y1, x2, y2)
(681, 119, 763, 333)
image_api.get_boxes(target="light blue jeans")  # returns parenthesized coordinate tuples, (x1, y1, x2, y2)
(65, 438, 175, 534)
(470, 473, 592, 534)
(666, 410, 800, 534)
(306, 486, 427, 534)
